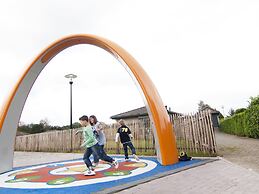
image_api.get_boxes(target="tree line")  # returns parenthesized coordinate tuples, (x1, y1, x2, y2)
(17, 119, 81, 135)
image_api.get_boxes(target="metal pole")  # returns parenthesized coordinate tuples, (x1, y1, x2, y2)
(69, 80, 73, 152)
(69, 80, 73, 129)
(65, 73, 77, 153)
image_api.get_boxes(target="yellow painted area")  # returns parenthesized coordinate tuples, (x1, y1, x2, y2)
(124, 162, 147, 168)
(63, 166, 87, 173)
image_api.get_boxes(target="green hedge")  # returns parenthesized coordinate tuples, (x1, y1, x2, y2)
(220, 95, 259, 138)
(246, 97, 259, 138)
(219, 112, 249, 137)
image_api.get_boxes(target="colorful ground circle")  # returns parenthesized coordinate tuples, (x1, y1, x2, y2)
(0, 157, 207, 194)
(0, 158, 156, 189)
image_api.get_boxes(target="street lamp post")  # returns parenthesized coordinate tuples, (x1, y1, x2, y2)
(65, 74, 77, 129)
(65, 73, 77, 152)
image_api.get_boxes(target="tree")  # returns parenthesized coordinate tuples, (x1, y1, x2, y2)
(61, 122, 81, 130)
(49, 126, 63, 131)
(18, 123, 45, 134)
(198, 100, 205, 111)
(40, 118, 50, 127)
(228, 108, 235, 116)
(235, 108, 246, 115)
(198, 100, 212, 111)
(17, 119, 82, 135)
(30, 123, 45, 134)
(72, 122, 81, 129)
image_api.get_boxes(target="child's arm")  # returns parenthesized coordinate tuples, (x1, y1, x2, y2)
(95, 122, 103, 133)
(115, 133, 120, 143)
(75, 128, 83, 135)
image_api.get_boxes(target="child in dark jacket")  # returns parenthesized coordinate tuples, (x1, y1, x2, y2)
(115, 119, 139, 161)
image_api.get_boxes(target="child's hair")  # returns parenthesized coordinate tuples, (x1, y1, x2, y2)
(79, 115, 88, 122)
(89, 115, 98, 125)
(118, 119, 125, 126)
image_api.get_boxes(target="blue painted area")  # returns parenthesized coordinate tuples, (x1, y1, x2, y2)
(0, 157, 205, 194)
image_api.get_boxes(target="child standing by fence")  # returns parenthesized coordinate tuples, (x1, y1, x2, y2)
(115, 119, 139, 161)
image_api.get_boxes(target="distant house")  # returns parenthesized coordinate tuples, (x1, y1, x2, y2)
(200, 106, 223, 129)
(110, 106, 179, 123)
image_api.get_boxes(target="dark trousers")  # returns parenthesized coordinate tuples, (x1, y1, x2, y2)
(93, 144, 108, 163)
(83, 143, 113, 168)
(122, 141, 136, 159)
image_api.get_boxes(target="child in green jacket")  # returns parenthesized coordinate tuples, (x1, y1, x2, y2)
(76, 115, 118, 176)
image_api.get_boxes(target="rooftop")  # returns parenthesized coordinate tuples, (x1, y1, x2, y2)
(110, 106, 179, 120)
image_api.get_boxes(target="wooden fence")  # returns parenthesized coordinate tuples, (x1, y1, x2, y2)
(172, 110, 217, 154)
(15, 110, 217, 155)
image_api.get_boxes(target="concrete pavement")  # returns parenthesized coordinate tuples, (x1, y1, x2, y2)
(117, 158, 259, 194)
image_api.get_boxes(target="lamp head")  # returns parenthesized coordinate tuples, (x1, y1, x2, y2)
(65, 74, 77, 81)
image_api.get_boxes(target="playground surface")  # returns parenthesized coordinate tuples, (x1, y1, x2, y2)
(0, 153, 213, 194)
(2, 152, 259, 194)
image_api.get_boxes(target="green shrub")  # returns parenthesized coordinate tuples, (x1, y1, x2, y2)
(220, 112, 248, 137)
(246, 96, 259, 138)
(235, 108, 246, 114)
(220, 95, 259, 138)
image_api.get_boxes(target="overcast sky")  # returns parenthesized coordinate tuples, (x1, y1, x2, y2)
(0, 0, 259, 126)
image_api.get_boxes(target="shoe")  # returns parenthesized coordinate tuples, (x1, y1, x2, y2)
(112, 161, 119, 169)
(84, 169, 96, 176)
(92, 162, 99, 167)
(125, 158, 131, 162)
(133, 154, 140, 161)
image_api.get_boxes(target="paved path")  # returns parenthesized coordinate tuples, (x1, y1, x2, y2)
(13, 151, 82, 167)
(117, 131, 259, 194)
(215, 129, 259, 173)
(117, 159, 259, 194)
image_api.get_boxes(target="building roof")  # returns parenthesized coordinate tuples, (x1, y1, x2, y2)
(200, 106, 220, 114)
(110, 106, 179, 120)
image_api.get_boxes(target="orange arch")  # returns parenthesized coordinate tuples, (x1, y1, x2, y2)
(0, 34, 178, 173)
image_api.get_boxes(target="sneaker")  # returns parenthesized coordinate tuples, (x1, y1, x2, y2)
(133, 154, 140, 161)
(125, 158, 131, 162)
(112, 161, 119, 169)
(84, 169, 96, 176)
(92, 162, 99, 167)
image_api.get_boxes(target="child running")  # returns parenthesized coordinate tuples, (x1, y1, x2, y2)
(89, 115, 108, 167)
(76, 115, 118, 176)
(115, 119, 139, 161)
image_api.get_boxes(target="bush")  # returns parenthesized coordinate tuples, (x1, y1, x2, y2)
(235, 108, 246, 114)
(246, 96, 259, 138)
(219, 112, 248, 137)
(220, 95, 259, 138)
